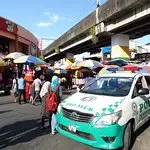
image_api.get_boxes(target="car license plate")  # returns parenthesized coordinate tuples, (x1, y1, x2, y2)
(68, 125, 77, 133)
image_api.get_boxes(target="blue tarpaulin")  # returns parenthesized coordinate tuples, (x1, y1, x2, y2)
(102, 46, 111, 54)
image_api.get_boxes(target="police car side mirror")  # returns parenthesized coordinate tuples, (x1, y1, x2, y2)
(138, 88, 149, 95)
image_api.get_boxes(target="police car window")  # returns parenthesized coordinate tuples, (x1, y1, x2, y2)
(145, 76, 150, 88)
(132, 77, 143, 98)
(80, 77, 133, 97)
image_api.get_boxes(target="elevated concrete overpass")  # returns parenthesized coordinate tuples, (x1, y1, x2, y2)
(43, 0, 150, 61)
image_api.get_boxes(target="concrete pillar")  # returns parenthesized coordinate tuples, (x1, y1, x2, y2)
(111, 34, 130, 60)
(15, 35, 18, 52)
(66, 53, 74, 64)
(9, 40, 14, 52)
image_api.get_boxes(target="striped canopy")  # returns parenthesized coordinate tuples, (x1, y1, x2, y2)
(77, 59, 103, 69)
(5, 52, 25, 59)
(14, 55, 46, 65)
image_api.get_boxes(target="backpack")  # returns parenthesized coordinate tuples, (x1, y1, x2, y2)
(46, 86, 59, 112)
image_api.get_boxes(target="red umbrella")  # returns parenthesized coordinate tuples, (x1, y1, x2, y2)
(123, 64, 141, 71)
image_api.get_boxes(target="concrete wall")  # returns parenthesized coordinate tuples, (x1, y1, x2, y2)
(9, 40, 16, 52)
(17, 25, 38, 45)
(97, 0, 143, 21)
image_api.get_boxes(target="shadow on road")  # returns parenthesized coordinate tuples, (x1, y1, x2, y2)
(62, 91, 72, 95)
(0, 110, 13, 115)
(0, 102, 15, 106)
(0, 119, 47, 149)
(0, 94, 14, 106)
(0, 93, 10, 97)
(131, 121, 150, 149)
(62, 89, 76, 97)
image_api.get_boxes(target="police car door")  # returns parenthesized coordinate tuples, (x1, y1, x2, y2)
(144, 75, 150, 118)
(131, 75, 150, 130)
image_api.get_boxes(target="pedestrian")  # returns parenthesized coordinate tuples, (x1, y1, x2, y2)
(11, 74, 18, 102)
(40, 74, 45, 86)
(29, 82, 35, 105)
(25, 81, 31, 102)
(50, 75, 61, 135)
(33, 74, 41, 104)
(66, 71, 72, 89)
(40, 74, 52, 130)
(18, 74, 26, 104)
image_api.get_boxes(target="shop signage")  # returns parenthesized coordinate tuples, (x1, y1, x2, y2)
(0, 17, 18, 34)
(6, 20, 15, 33)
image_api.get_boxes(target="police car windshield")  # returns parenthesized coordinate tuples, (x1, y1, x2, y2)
(80, 77, 133, 97)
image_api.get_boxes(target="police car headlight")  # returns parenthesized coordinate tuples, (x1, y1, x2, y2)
(57, 105, 62, 113)
(95, 111, 122, 126)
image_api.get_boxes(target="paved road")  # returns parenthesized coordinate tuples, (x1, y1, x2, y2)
(0, 91, 150, 150)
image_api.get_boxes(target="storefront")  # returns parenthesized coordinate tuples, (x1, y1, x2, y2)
(0, 37, 9, 57)
(0, 17, 39, 57)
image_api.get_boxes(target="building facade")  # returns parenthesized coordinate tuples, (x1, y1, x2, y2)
(0, 17, 39, 57)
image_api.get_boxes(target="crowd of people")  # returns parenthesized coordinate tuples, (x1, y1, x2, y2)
(11, 69, 62, 135)
(9, 62, 99, 135)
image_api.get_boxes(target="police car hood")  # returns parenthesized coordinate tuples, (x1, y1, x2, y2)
(61, 92, 125, 116)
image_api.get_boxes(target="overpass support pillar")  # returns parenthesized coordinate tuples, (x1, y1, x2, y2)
(111, 34, 130, 60)
(66, 53, 74, 65)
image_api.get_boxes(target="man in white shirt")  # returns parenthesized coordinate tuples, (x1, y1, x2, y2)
(33, 74, 41, 104)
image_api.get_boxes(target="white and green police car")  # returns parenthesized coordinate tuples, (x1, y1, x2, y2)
(57, 73, 150, 149)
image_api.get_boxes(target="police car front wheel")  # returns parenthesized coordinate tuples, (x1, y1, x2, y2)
(122, 122, 132, 150)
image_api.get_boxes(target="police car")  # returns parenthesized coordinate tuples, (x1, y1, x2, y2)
(57, 72, 150, 150)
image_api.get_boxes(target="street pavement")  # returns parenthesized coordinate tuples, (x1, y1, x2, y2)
(0, 90, 150, 150)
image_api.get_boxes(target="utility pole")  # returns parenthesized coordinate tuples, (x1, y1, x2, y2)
(96, 0, 100, 8)
(96, 0, 100, 24)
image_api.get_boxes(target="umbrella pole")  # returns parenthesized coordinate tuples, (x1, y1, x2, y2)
(15, 64, 19, 78)
(16, 65, 19, 78)
(17, 68, 19, 78)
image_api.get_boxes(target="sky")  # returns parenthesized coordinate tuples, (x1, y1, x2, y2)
(0, 0, 149, 49)
(0, 0, 107, 49)
(136, 35, 150, 46)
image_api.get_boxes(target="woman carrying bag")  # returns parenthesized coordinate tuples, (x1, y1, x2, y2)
(46, 75, 61, 135)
